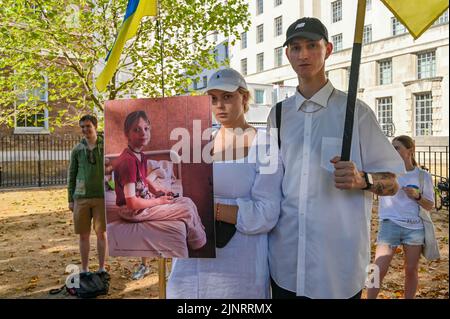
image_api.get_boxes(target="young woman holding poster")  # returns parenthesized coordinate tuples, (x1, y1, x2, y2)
(167, 68, 283, 299)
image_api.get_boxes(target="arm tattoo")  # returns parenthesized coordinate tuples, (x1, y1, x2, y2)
(371, 173, 398, 196)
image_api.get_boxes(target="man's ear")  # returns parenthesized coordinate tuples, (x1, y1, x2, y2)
(325, 41, 333, 59)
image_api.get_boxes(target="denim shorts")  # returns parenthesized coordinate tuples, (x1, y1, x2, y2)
(377, 219, 425, 247)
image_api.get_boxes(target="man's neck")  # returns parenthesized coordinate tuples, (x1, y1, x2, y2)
(85, 136, 97, 147)
(297, 74, 328, 100)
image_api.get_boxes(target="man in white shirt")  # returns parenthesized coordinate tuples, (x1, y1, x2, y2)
(267, 17, 405, 299)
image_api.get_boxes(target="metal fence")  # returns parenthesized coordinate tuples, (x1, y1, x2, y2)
(0, 135, 448, 210)
(416, 145, 449, 210)
(0, 134, 80, 188)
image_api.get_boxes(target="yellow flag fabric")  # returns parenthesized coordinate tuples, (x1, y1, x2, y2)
(381, 0, 449, 39)
(96, 0, 157, 92)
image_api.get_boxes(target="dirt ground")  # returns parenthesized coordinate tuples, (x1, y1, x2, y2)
(0, 187, 448, 299)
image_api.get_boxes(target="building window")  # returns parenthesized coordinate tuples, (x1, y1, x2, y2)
(241, 32, 247, 49)
(415, 93, 433, 136)
(433, 9, 449, 25)
(193, 79, 198, 90)
(274, 16, 283, 37)
(417, 51, 436, 79)
(363, 24, 372, 44)
(366, 0, 372, 11)
(274, 0, 282, 7)
(15, 75, 49, 131)
(274, 46, 283, 67)
(224, 41, 229, 59)
(255, 89, 265, 104)
(332, 0, 342, 23)
(378, 59, 392, 85)
(377, 97, 393, 136)
(391, 17, 407, 35)
(213, 49, 219, 62)
(203, 76, 208, 88)
(241, 58, 248, 75)
(332, 34, 343, 52)
(257, 0, 264, 15)
(257, 24, 264, 43)
(257, 53, 264, 72)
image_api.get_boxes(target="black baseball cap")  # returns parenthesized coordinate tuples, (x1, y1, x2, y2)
(283, 17, 329, 47)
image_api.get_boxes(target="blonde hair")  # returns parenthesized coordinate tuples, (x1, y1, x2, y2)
(237, 87, 251, 113)
(393, 135, 418, 167)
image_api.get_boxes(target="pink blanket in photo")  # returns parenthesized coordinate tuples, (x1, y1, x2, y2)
(117, 197, 207, 251)
(107, 219, 189, 258)
(105, 189, 195, 258)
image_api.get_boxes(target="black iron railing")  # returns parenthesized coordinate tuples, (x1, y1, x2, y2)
(416, 146, 449, 211)
(0, 134, 80, 188)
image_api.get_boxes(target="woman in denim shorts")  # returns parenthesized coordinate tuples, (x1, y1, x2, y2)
(367, 136, 435, 299)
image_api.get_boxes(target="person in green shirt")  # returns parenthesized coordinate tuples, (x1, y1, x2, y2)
(68, 115, 107, 274)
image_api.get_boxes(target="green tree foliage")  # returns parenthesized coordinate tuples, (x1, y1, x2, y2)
(0, 0, 250, 129)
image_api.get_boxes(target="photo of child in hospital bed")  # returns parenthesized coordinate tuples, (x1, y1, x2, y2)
(104, 109, 208, 265)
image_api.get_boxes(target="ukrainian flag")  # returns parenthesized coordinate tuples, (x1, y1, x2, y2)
(381, 0, 449, 39)
(96, 0, 157, 92)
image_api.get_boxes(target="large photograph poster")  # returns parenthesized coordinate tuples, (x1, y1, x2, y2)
(104, 96, 215, 258)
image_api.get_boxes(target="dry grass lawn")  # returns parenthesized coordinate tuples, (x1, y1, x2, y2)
(0, 187, 448, 299)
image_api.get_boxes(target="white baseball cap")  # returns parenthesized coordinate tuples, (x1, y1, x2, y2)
(206, 68, 248, 92)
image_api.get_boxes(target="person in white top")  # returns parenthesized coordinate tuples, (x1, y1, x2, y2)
(167, 68, 283, 298)
(267, 17, 405, 299)
(367, 136, 434, 299)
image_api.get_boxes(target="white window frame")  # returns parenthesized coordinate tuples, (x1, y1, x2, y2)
(377, 97, 393, 136)
(274, 46, 283, 67)
(257, 0, 264, 15)
(433, 9, 449, 25)
(363, 24, 372, 44)
(241, 32, 247, 49)
(257, 53, 264, 72)
(255, 89, 265, 104)
(14, 74, 49, 134)
(332, 34, 343, 52)
(391, 17, 407, 36)
(331, 0, 342, 23)
(378, 59, 392, 85)
(274, 16, 283, 37)
(415, 93, 433, 136)
(241, 58, 248, 76)
(257, 24, 264, 43)
(417, 51, 436, 79)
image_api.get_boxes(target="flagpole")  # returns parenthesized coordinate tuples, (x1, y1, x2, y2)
(157, 6, 165, 99)
(156, 0, 167, 300)
(340, 0, 366, 161)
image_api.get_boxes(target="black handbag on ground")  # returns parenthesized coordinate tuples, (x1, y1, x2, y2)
(215, 220, 237, 248)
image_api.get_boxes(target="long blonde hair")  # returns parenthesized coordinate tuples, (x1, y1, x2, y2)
(393, 135, 418, 167)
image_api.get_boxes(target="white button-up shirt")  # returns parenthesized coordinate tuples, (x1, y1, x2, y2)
(267, 81, 405, 299)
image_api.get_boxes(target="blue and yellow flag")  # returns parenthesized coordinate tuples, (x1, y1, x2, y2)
(96, 0, 157, 92)
(381, 0, 449, 39)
